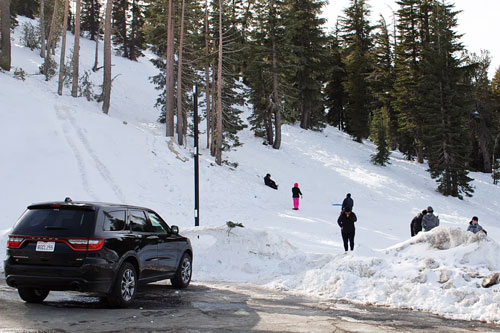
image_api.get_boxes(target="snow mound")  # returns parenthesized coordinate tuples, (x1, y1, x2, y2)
(394, 226, 486, 251)
(184, 226, 321, 283)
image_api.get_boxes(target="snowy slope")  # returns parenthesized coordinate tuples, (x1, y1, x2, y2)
(2, 17, 500, 322)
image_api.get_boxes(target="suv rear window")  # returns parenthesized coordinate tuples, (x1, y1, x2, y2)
(12, 208, 95, 237)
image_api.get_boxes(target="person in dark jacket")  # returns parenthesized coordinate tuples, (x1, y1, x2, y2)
(422, 206, 439, 231)
(342, 193, 353, 212)
(264, 173, 278, 189)
(337, 208, 357, 251)
(410, 209, 427, 236)
(292, 183, 302, 210)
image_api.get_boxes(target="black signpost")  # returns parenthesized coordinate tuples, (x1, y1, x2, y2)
(193, 84, 200, 227)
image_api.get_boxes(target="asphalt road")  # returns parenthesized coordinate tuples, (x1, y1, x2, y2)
(0, 277, 499, 333)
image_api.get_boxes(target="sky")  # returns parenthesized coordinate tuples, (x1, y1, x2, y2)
(322, 0, 500, 79)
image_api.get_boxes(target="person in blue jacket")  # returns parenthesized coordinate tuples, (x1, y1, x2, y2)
(467, 216, 487, 235)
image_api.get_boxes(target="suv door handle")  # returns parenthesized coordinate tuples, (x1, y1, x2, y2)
(146, 235, 159, 240)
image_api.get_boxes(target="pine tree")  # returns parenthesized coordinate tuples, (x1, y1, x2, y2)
(371, 108, 391, 165)
(465, 50, 497, 173)
(11, 0, 38, 19)
(81, 0, 100, 41)
(369, 16, 394, 165)
(284, 0, 327, 130)
(245, 0, 289, 149)
(324, 25, 346, 130)
(420, 0, 473, 198)
(340, 0, 373, 142)
(393, 0, 423, 160)
(112, 0, 129, 58)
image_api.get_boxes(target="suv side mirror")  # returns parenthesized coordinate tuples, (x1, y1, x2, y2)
(170, 225, 179, 235)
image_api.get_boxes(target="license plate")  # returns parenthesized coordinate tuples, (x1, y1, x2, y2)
(36, 241, 55, 252)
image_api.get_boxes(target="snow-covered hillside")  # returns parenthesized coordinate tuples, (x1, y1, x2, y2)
(2, 17, 500, 322)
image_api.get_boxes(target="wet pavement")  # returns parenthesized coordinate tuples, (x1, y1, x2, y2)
(0, 277, 499, 332)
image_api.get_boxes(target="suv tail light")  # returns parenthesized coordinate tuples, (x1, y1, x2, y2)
(7, 236, 25, 249)
(67, 238, 105, 251)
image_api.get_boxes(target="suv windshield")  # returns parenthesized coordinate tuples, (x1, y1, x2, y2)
(13, 208, 95, 237)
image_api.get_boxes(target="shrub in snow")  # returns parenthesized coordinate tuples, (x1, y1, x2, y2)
(39, 57, 57, 80)
(21, 22, 40, 51)
(13, 68, 26, 81)
(79, 71, 97, 101)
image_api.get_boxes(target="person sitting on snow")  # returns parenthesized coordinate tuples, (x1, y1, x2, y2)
(467, 216, 487, 235)
(264, 173, 278, 190)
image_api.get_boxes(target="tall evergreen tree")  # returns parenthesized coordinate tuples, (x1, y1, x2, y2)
(324, 26, 346, 130)
(393, 0, 428, 161)
(81, 0, 100, 41)
(246, 0, 289, 149)
(340, 0, 373, 142)
(420, 0, 473, 198)
(369, 16, 394, 165)
(112, 0, 129, 58)
(285, 0, 327, 130)
(465, 50, 497, 173)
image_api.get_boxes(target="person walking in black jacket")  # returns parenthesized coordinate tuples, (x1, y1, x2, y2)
(342, 193, 353, 212)
(337, 208, 357, 251)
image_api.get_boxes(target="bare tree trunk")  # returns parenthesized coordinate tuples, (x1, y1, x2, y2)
(210, 66, 216, 157)
(40, 0, 46, 58)
(165, 0, 175, 137)
(270, 10, 281, 150)
(176, 0, 186, 145)
(102, 0, 112, 113)
(0, 0, 11, 71)
(204, 0, 211, 149)
(130, 0, 136, 60)
(57, 0, 69, 95)
(71, 0, 81, 97)
(44, 0, 59, 80)
(92, 20, 101, 71)
(215, 0, 223, 165)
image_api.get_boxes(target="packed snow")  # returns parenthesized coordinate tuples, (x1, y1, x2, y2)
(2, 17, 500, 323)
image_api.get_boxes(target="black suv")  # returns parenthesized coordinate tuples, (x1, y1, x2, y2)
(4, 199, 193, 307)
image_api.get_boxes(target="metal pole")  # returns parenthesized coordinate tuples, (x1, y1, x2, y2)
(194, 84, 200, 226)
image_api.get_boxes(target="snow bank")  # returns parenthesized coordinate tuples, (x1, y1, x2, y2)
(187, 225, 500, 322)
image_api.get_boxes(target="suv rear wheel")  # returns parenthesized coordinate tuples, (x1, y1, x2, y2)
(108, 262, 137, 307)
(18, 288, 50, 303)
(171, 253, 192, 289)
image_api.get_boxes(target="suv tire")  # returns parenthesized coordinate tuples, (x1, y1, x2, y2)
(18, 288, 50, 303)
(171, 253, 192, 289)
(108, 262, 137, 307)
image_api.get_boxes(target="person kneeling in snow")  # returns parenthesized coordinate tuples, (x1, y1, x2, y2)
(467, 216, 487, 235)
(337, 208, 357, 251)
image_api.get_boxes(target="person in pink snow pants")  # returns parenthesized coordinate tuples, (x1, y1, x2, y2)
(292, 183, 303, 210)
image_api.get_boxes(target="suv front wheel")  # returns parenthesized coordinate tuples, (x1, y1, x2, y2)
(171, 253, 192, 289)
(108, 262, 137, 307)
(18, 288, 50, 303)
